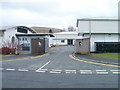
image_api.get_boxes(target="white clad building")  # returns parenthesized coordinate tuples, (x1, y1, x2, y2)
(77, 18, 120, 52)
(53, 32, 81, 46)
(0, 26, 36, 48)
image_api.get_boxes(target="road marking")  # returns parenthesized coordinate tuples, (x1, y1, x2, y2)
(65, 70, 76, 72)
(0, 68, 4, 70)
(110, 70, 120, 72)
(36, 69, 47, 72)
(18, 69, 29, 72)
(51, 69, 62, 72)
(1, 54, 49, 62)
(65, 70, 76, 74)
(36, 61, 50, 72)
(96, 70, 107, 72)
(80, 70, 92, 72)
(65, 71, 76, 74)
(49, 69, 62, 74)
(49, 71, 61, 74)
(112, 72, 120, 74)
(69, 54, 120, 67)
(80, 71, 92, 74)
(96, 72, 108, 74)
(6, 68, 15, 71)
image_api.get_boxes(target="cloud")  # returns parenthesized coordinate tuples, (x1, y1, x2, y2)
(0, 0, 119, 28)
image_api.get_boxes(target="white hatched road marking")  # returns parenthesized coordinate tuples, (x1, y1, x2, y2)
(18, 69, 29, 72)
(6, 68, 15, 71)
(36, 61, 50, 72)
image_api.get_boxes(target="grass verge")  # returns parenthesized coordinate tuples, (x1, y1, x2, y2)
(0, 54, 17, 57)
(90, 53, 119, 60)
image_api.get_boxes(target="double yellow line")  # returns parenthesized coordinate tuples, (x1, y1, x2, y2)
(0, 54, 49, 62)
(69, 54, 120, 68)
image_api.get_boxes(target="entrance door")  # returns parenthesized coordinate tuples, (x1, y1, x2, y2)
(67, 39, 73, 45)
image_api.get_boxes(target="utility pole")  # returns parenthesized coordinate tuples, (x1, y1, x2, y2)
(89, 20, 91, 54)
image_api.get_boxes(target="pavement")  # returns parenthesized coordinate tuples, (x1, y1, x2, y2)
(1, 46, 119, 88)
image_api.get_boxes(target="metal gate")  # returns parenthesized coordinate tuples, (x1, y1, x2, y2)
(31, 38, 45, 55)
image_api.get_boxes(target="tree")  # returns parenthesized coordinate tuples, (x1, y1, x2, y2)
(49, 29, 53, 33)
(67, 26, 75, 32)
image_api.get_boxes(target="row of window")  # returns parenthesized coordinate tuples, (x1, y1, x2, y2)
(19, 38, 28, 41)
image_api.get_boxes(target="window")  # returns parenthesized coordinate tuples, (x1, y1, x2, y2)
(61, 40, 65, 43)
(19, 38, 21, 41)
(22, 38, 24, 41)
(82, 34, 84, 37)
(25, 38, 27, 41)
(17, 27, 28, 33)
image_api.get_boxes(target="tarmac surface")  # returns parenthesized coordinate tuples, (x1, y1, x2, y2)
(1, 46, 119, 88)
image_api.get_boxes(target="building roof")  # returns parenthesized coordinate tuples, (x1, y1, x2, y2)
(0, 26, 36, 33)
(16, 33, 55, 37)
(54, 31, 78, 35)
(76, 17, 119, 27)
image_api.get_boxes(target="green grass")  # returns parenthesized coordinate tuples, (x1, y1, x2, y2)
(0, 54, 16, 57)
(90, 53, 119, 60)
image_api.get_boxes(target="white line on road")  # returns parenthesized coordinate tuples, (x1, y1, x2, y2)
(36, 61, 50, 72)
(6, 68, 15, 71)
(51, 69, 62, 71)
(96, 70, 107, 72)
(49, 71, 61, 74)
(0, 68, 4, 70)
(80, 72, 92, 74)
(112, 72, 120, 74)
(18, 69, 29, 72)
(35, 69, 47, 72)
(96, 72, 108, 74)
(80, 70, 92, 72)
(65, 71, 77, 74)
(110, 70, 120, 72)
(36, 70, 46, 72)
(65, 70, 76, 72)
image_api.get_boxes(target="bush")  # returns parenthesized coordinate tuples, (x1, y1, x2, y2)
(1, 47, 16, 55)
(2, 47, 11, 55)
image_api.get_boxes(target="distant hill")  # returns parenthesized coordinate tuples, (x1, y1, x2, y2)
(31, 27, 64, 33)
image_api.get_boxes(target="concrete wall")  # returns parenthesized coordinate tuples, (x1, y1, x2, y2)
(75, 38, 90, 54)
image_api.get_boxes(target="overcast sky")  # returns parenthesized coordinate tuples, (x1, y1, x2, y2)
(0, 0, 119, 29)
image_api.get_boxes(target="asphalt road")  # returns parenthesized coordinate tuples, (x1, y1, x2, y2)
(1, 46, 119, 88)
